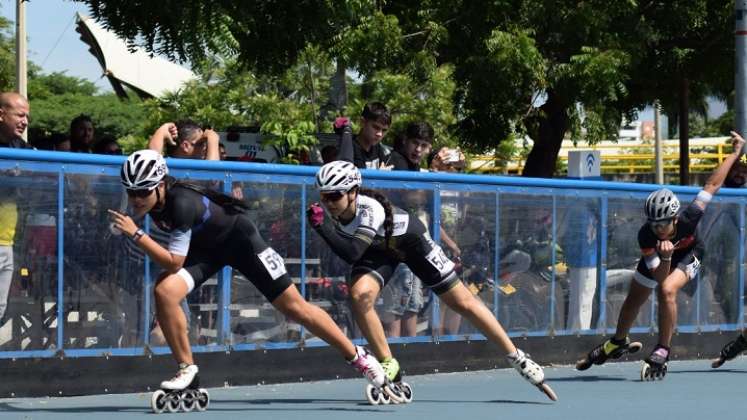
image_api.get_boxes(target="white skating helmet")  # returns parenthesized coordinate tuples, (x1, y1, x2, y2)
(316, 160, 362, 192)
(644, 188, 680, 221)
(121, 149, 168, 190)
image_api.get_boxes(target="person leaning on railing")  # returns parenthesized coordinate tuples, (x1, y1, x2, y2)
(0, 92, 31, 326)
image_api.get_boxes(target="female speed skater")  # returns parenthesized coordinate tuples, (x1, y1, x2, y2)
(109, 150, 402, 412)
(307, 160, 558, 403)
(576, 131, 745, 380)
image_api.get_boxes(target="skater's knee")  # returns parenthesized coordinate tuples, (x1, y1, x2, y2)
(659, 284, 678, 304)
(350, 285, 378, 310)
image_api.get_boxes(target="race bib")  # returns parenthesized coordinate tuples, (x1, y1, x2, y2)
(426, 245, 455, 277)
(258, 248, 287, 280)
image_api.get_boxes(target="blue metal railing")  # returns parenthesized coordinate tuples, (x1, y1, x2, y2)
(0, 147, 744, 358)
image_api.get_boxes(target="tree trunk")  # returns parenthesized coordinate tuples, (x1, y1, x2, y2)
(678, 77, 690, 185)
(522, 91, 569, 178)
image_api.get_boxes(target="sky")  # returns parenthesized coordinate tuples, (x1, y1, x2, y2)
(1, 0, 111, 91)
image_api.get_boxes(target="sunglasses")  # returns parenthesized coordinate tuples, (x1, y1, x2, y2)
(320, 191, 345, 202)
(126, 189, 153, 199)
(649, 218, 674, 229)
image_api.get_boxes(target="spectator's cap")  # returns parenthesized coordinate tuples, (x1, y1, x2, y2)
(644, 188, 679, 221)
(121, 149, 168, 190)
(316, 160, 361, 192)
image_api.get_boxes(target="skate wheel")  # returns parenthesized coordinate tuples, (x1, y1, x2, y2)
(180, 390, 197, 412)
(628, 342, 643, 354)
(640, 363, 651, 381)
(195, 388, 209, 412)
(711, 357, 726, 369)
(365, 384, 381, 405)
(538, 383, 558, 401)
(380, 389, 392, 405)
(400, 382, 414, 403)
(151, 390, 167, 414)
(575, 357, 592, 371)
(166, 393, 181, 413)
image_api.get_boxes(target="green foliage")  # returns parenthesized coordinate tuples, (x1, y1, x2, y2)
(28, 71, 97, 99)
(29, 92, 147, 143)
(0, 15, 14, 92)
(74, 0, 735, 176)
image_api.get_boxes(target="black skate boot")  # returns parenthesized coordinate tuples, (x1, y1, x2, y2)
(576, 336, 643, 371)
(712, 333, 747, 368)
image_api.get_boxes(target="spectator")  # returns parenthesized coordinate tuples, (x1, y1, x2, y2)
(561, 204, 598, 331)
(0, 92, 31, 324)
(381, 123, 437, 337)
(336, 102, 393, 169)
(389, 122, 434, 171)
(69, 114, 95, 153)
(93, 136, 122, 155)
(321, 145, 338, 164)
(148, 120, 220, 160)
(219, 143, 227, 161)
(51, 132, 70, 152)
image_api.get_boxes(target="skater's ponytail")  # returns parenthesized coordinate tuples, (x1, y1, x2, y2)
(166, 176, 250, 214)
(358, 188, 395, 252)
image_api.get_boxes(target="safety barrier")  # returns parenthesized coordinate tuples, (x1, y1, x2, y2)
(0, 148, 744, 360)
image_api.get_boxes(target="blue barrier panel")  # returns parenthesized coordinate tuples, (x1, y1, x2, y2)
(0, 147, 745, 358)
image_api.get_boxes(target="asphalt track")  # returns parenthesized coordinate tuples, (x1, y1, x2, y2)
(1, 357, 745, 419)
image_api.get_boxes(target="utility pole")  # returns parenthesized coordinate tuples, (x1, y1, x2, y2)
(737, 0, 747, 153)
(654, 102, 663, 184)
(15, 0, 27, 141)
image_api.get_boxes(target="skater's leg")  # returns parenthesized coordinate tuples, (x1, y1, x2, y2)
(349, 274, 392, 361)
(657, 269, 688, 348)
(154, 273, 192, 365)
(613, 278, 653, 341)
(271, 285, 355, 359)
(438, 282, 515, 354)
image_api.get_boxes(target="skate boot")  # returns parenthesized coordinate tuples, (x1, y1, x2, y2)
(507, 349, 558, 401)
(641, 345, 669, 381)
(576, 336, 643, 371)
(381, 357, 413, 404)
(151, 363, 209, 414)
(712, 333, 747, 368)
(348, 346, 404, 405)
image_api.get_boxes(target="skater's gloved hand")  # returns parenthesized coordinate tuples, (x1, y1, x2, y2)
(334, 117, 351, 135)
(307, 203, 325, 228)
(656, 240, 674, 260)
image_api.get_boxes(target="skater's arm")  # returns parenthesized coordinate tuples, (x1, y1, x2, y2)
(313, 220, 373, 264)
(698, 131, 746, 205)
(133, 232, 188, 273)
(108, 209, 188, 273)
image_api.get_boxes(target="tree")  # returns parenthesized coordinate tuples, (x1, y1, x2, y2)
(74, 0, 734, 179)
(28, 71, 147, 145)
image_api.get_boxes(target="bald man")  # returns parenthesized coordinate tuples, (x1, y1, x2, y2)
(0, 92, 30, 149)
(0, 92, 30, 324)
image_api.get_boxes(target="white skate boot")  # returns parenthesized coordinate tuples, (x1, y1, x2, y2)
(349, 346, 405, 404)
(507, 349, 558, 401)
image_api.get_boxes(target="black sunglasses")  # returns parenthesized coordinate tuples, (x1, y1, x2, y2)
(126, 189, 153, 199)
(320, 191, 345, 202)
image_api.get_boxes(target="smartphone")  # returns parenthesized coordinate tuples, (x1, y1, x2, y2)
(445, 149, 460, 163)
